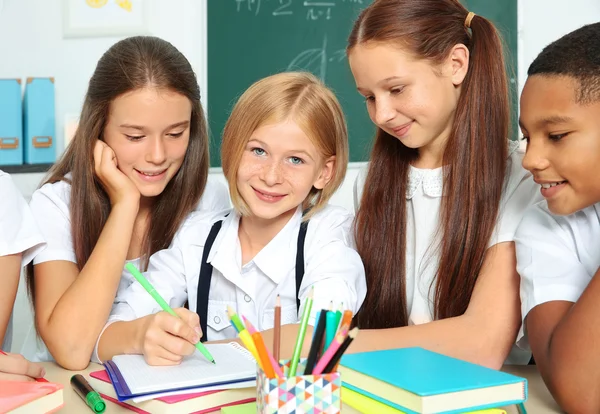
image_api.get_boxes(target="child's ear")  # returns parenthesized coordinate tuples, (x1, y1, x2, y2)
(446, 43, 469, 87)
(313, 156, 336, 190)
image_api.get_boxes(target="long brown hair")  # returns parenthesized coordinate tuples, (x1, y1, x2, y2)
(27, 36, 209, 300)
(350, 0, 509, 328)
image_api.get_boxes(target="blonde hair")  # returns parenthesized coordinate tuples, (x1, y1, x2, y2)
(221, 72, 348, 220)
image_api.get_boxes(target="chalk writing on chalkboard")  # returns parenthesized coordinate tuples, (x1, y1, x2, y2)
(287, 35, 346, 80)
(234, 0, 363, 21)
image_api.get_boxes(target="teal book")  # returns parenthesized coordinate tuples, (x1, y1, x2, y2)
(339, 347, 527, 414)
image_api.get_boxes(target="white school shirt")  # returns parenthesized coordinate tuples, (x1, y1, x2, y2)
(25, 175, 231, 362)
(354, 141, 541, 364)
(106, 205, 367, 343)
(515, 201, 600, 350)
(0, 170, 46, 352)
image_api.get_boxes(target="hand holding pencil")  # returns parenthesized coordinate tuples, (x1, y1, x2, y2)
(125, 263, 216, 365)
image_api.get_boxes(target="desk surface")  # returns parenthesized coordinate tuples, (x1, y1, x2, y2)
(41, 362, 562, 413)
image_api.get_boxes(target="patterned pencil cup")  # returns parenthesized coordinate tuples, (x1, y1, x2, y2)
(257, 359, 341, 414)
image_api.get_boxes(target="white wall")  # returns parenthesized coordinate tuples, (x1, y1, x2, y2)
(3, 0, 600, 353)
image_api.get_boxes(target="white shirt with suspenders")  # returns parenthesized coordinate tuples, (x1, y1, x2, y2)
(105, 204, 366, 343)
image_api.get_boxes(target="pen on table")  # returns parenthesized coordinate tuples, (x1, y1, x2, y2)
(288, 287, 314, 377)
(71, 374, 106, 413)
(273, 295, 281, 364)
(0, 349, 47, 382)
(125, 262, 216, 364)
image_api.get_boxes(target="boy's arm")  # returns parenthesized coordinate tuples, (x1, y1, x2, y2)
(527, 269, 600, 413)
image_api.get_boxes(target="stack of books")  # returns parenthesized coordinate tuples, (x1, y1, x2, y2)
(339, 347, 528, 414)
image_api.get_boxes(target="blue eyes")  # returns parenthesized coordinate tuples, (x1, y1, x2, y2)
(251, 147, 304, 165)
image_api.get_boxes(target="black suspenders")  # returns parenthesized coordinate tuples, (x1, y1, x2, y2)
(196, 218, 309, 343)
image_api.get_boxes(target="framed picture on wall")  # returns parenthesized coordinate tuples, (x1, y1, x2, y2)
(62, 0, 149, 38)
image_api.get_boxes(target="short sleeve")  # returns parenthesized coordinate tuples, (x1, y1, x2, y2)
(29, 181, 77, 265)
(489, 146, 542, 247)
(0, 172, 45, 265)
(515, 204, 592, 349)
(353, 164, 368, 211)
(196, 177, 231, 213)
(299, 206, 367, 326)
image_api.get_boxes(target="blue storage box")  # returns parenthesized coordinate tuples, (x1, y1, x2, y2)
(0, 79, 24, 166)
(23, 77, 56, 164)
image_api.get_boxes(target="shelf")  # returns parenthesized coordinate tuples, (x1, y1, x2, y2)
(0, 163, 53, 174)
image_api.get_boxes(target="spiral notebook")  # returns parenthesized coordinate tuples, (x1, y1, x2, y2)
(104, 343, 257, 401)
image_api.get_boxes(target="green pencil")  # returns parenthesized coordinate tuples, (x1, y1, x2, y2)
(125, 263, 216, 364)
(288, 286, 314, 376)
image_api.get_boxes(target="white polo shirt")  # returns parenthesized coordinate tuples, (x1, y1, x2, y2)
(0, 170, 45, 352)
(515, 201, 600, 350)
(106, 204, 367, 343)
(26, 175, 231, 362)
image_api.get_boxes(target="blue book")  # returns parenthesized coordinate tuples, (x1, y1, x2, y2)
(339, 347, 527, 414)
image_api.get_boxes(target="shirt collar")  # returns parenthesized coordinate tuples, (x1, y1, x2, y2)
(406, 140, 521, 200)
(209, 207, 304, 284)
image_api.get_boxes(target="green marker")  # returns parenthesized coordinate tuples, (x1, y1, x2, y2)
(125, 262, 216, 364)
(71, 374, 106, 413)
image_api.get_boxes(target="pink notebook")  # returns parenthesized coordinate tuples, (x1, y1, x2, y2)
(89, 370, 255, 414)
(0, 381, 64, 414)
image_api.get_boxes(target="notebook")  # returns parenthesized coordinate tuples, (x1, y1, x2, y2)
(341, 386, 508, 414)
(89, 370, 255, 414)
(339, 347, 527, 414)
(104, 342, 257, 401)
(0, 381, 64, 414)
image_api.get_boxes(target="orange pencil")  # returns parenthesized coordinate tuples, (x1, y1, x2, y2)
(243, 316, 284, 377)
(273, 295, 281, 363)
(252, 331, 276, 379)
(338, 310, 353, 334)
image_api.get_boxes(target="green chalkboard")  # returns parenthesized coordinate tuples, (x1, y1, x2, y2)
(207, 1, 517, 167)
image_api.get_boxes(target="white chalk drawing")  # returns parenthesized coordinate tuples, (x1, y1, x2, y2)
(287, 35, 346, 80)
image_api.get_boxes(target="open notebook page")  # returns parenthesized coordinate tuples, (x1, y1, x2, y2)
(111, 343, 256, 395)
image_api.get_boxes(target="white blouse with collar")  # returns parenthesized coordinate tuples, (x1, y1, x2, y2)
(354, 141, 541, 363)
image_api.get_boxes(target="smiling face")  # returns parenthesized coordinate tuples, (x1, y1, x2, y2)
(520, 75, 600, 215)
(103, 87, 192, 199)
(348, 41, 467, 166)
(236, 120, 334, 225)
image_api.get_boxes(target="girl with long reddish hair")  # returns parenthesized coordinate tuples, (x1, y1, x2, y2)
(347, 0, 540, 368)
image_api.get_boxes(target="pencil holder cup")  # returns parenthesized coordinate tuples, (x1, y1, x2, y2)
(257, 359, 341, 414)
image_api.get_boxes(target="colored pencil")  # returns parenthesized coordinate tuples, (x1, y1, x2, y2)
(338, 310, 353, 334)
(242, 315, 257, 334)
(226, 305, 245, 333)
(273, 295, 281, 363)
(303, 310, 328, 375)
(252, 331, 276, 379)
(288, 287, 314, 376)
(312, 327, 348, 375)
(324, 309, 337, 352)
(322, 327, 358, 373)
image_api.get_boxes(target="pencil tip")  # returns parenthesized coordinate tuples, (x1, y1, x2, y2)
(212, 360, 216, 364)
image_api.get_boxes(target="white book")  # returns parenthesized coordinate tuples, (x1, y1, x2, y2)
(104, 342, 257, 400)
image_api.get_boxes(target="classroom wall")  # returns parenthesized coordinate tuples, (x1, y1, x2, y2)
(4, 0, 600, 353)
